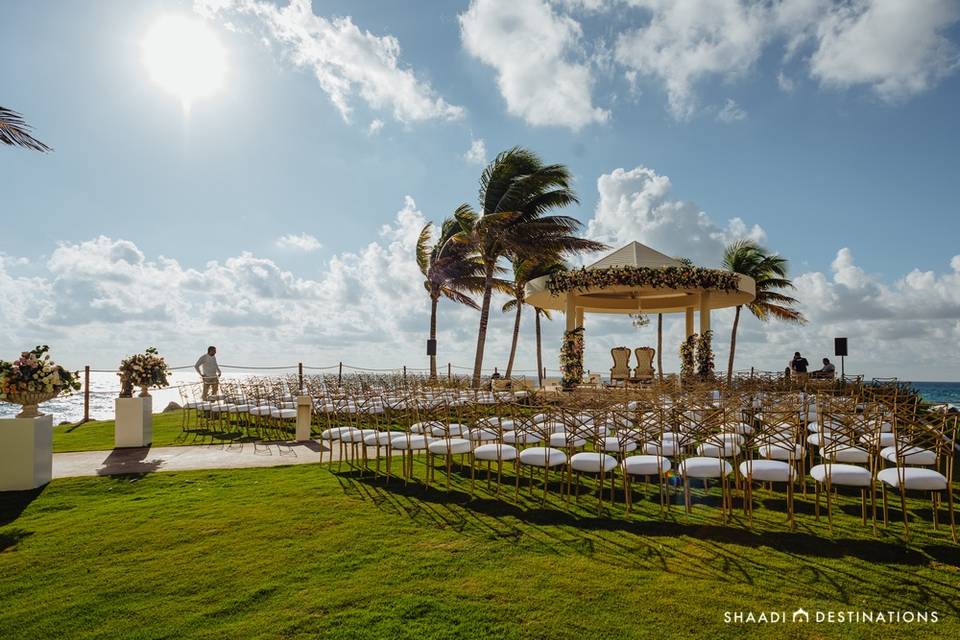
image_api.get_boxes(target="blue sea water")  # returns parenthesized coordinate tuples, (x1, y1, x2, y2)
(911, 381, 960, 407)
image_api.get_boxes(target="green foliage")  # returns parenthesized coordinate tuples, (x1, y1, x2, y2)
(679, 334, 697, 380)
(559, 327, 585, 389)
(696, 330, 715, 379)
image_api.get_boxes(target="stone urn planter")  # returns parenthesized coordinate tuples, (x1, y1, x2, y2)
(6, 391, 57, 419)
(139, 385, 151, 398)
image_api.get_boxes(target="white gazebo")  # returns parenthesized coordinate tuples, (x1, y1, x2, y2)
(525, 241, 756, 371)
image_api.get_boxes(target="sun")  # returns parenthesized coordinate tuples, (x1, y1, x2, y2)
(143, 16, 226, 110)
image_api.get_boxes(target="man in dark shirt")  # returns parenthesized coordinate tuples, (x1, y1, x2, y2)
(791, 352, 809, 374)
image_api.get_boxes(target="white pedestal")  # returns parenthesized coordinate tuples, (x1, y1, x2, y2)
(115, 396, 153, 448)
(0, 415, 53, 491)
(296, 395, 313, 441)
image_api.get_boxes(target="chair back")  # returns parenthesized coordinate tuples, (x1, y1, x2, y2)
(633, 347, 655, 380)
(610, 347, 631, 381)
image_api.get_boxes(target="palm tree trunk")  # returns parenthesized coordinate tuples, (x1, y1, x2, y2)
(428, 295, 438, 380)
(504, 296, 523, 379)
(535, 309, 544, 388)
(471, 263, 495, 389)
(657, 313, 663, 383)
(727, 305, 741, 384)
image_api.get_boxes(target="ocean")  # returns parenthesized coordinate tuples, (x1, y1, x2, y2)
(1, 375, 958, 424)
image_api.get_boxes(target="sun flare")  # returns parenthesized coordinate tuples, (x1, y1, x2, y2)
(143, 16, 226, 110)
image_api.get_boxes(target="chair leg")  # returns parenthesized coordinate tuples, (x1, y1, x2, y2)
(932, 491, 939, 530)
(946, 484, 957, 543)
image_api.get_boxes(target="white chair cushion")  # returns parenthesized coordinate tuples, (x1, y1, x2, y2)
(643, 441, 680, 456)
(877, 467, 947, 491)
(503, 431, 542, 445)
(881, 446, 937, 466)
(518, 447, 567, 467)
(569, 452, 617, 473)
(859, 432, 896, 447)
(696, 440, 741, 457)
(269, 408, 297, 420)
(678, 457, 732, 479)
(468, 428, 500, 441)
(429, 423, 468, 437)
(809, 463, 872, 487)
(819, 445, 870, 464)
(340, 428, 378, 442)
(757, 443, 804, 460)
(472, 443, 518, 461)
(363, 431, 396, 446)
(428, 438, 472, 455)
(621, 455, 671, 476)
(390, 434, 431, 450)
(549, 432, 586, 448)
(601, 436, 637, 452)
(739, 459, 795, 482)
(320, 426, 352, 440)
(724, 422, 755, 435)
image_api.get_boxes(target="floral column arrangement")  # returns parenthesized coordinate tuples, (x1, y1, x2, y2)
(115, 347, 171, 448)
(0, 346, 79, 490)
(679, 334, 697, 383)
(696, 330, 715, 380)
(560, 327, 585, 390)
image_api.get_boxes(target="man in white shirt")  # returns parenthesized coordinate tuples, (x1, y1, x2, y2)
(194, 346, 222, 400)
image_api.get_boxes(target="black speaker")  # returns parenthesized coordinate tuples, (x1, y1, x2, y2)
(834, 337, 848, 357)
(426, 339, 437, 356)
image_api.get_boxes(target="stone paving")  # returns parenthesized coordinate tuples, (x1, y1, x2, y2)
(53, 441, 394, 478)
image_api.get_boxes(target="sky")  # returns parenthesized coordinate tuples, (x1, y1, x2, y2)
(1, 0, 959, 381)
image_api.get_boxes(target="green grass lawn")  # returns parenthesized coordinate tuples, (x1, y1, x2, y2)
(53, 411, 193, 452)
(2, 459, 958, 639)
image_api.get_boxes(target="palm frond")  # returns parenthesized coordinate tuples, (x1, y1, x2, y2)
(0, 106, 51, 152)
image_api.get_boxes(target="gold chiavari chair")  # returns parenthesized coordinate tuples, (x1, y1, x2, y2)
(878, 412, 957, 542)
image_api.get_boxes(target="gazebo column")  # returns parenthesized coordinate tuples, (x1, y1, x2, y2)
(565, 293, 576, 331)
(685, 307, 695, 338)
(699, 291, 712, 335)
(575, 307, 584, 329)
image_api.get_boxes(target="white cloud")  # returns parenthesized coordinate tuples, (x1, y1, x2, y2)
(614, 1, 770, 119)
(776, 70, 796, 92)
(367, 119, 384, 136)
(605, 0, 960, 118)
(459, 0, 609, 130)
(807, 0, 960, 101)
(585, 165, 765, 266)
(716, 98, 747, 123)
(463, 138, 487, 165)
(275, 233, 322, 252)
(195, 0, 464, 124)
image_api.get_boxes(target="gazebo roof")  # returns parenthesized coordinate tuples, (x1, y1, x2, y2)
(587, 241, 682, 270)
(524, 240, 755, 314)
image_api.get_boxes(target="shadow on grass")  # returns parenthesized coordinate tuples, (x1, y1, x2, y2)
(328, 463, 960, 617)
(0, 527, 33, 552)
(0, 486, 46, 526)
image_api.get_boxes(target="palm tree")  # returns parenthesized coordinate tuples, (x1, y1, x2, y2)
(533, 306, 552, 387)
(454, 147, 606, 388)
(501, 257, 566, 379)
(1, 107, 51, 151)
(416, 216, 484, 379)
(723, 240, 807, 383)
(656, 313, 663, 382)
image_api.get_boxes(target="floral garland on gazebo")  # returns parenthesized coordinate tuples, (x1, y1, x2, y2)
(559, 327, 585, 390)
(546, 265, 740, 296)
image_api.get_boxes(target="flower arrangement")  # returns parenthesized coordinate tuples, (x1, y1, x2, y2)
(118, 347, 171, 397)
(696, 330, 715, 380)
(559, 327, 585, 390)
(547, 265, 740, 296)
(0, 346, 80, 416)
(679, 334, 697, 381)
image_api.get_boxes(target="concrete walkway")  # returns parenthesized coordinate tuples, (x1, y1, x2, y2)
(53, 441, 391, 479)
